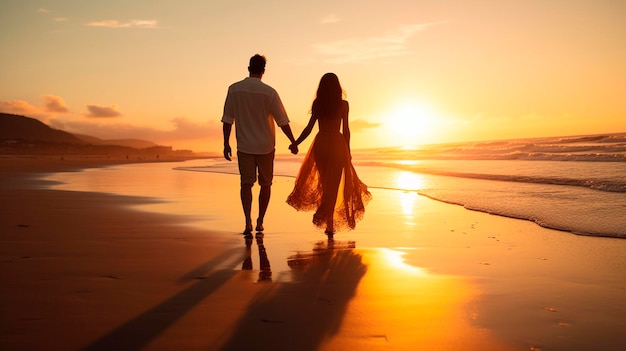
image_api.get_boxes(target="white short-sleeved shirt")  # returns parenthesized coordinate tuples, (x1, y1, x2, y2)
(221, 77, 290, 155)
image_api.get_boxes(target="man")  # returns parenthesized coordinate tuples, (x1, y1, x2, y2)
(222, 54, 298, 235)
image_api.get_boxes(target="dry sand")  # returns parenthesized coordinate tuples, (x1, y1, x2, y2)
(1, 156, 625, 351)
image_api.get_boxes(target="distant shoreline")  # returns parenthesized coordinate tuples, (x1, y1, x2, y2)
(0, 154, 214, 178)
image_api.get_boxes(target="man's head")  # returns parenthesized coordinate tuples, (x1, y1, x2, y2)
(248, 54, 266, 76)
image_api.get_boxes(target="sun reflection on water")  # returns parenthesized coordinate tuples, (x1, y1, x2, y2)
(398, 191, 418, 219)
(380, 248, 425, 275)
(393, 159, 421, 166)
(395, 171, 423, 225)
(320, 248, 497, 351)
(395, 170, 424, 191)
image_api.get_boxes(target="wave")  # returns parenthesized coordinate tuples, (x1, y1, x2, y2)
(367, 146, 626, 162)
(555, 134, 626, 144)
(418, 193, 626, 239)
(354, 161, 626, 193)
(363, 132, 626, 162)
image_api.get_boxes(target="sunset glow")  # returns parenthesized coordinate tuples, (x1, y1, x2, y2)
(384, 101, 443, 147)
(1, 1, 624, 153)
(3, 2, 626, 348)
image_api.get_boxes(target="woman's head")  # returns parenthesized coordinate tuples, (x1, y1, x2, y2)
(317, 73, 342, 100)
(313, 73, 344, 117)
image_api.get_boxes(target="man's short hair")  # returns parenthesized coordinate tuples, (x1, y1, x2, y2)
(248, 54, 266, 74)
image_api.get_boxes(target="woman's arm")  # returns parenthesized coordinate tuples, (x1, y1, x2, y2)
(295, 114, 317, 146)
(342, 101, 351, 152)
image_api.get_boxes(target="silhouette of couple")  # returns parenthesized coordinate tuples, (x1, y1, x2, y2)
(222, 54, 371, 238)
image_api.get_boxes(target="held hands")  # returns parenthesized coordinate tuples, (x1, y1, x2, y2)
(289, 143, 299, 155)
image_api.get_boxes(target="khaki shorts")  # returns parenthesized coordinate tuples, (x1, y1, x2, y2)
(237, 150, 275, 186)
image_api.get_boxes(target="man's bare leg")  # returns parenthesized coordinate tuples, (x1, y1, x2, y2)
(256, 185, 270, 232)
(241, 184, 253, 234)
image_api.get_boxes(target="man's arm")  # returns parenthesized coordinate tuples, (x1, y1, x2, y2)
(223, 122, 233, 161)
(280, 124, 298, 154)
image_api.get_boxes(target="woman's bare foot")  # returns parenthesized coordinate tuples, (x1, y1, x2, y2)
(325, 220, 334, 237)
(325, 223, 335, 238)
(325, 230, 334, 239)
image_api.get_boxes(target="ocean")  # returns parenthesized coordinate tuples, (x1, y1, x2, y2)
(45, 132, 626, 239)
(180, 132, 626, 239)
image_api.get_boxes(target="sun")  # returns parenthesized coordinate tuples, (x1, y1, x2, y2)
(385, 102, 442, 147)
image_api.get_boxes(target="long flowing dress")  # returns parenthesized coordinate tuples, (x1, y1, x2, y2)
(286, 103, 371, 232)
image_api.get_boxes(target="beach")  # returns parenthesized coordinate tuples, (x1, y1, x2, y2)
(1, 156, 626, 351)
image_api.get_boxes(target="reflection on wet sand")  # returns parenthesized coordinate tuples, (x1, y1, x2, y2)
(243, 234, 272, 282)
(221, 240, 510, 350)
(287, 239, 356, 268)
(216, 239, 366, 351)
(321, 248, 510, 351)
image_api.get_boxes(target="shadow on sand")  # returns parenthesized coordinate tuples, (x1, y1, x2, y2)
(214, 238, 367, 351)
(81, 246, 245, 351)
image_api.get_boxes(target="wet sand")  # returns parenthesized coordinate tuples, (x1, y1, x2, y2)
(1, 156, 625, 351)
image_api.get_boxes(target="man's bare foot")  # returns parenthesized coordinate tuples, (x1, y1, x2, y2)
(255, 219, 264, 232)
(243, 223, 253, 235)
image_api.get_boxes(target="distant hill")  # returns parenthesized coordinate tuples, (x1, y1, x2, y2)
(73, 134, 158, 149)
(0, 113, 193, 156)
(0, 113, 85, 144)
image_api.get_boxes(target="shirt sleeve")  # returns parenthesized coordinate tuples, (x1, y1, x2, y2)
(221, 88, 235, 124)
(270, 91, 290, 127)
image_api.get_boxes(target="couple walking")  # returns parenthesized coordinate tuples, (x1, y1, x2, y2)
(222, 54, 371, 238)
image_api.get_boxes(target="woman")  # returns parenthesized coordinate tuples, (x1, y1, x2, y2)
(287, 73, 371, 236)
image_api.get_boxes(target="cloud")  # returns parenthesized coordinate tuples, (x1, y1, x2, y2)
(36, 7, 68, 23)
(314, 22, 443, 64)
(350, 119, 381, 132)
(43, 95, 69, 113)
(1, 94, 70, 121)
(321, 14, 341, 24)
(0, 100, 41, 115)
(86, 105, 122, 118)
(87, 20, 158, 29)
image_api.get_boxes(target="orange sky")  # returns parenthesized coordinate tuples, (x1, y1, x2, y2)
(1, 1, 625, 152)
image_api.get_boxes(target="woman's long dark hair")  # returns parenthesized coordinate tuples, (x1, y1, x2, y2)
(311, 73, 344, 119)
